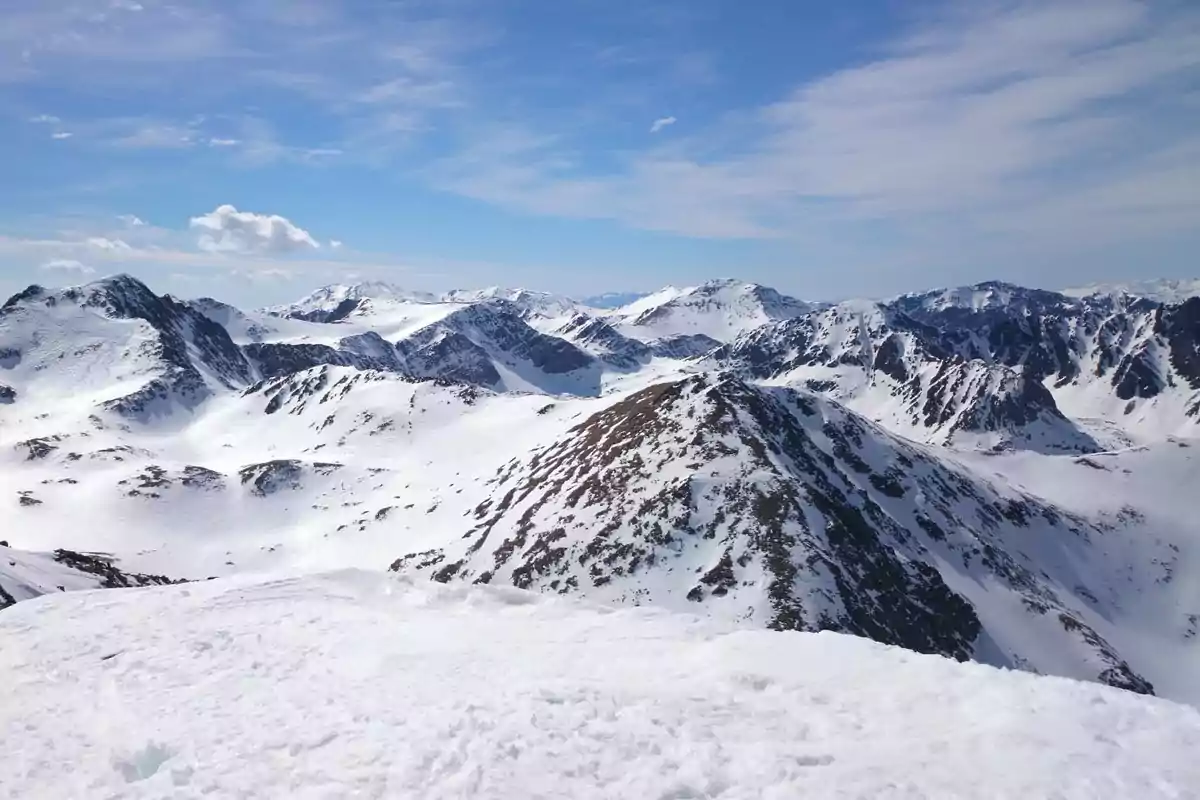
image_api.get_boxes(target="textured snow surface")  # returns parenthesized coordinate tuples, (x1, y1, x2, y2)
(3, 570, 1198, 800)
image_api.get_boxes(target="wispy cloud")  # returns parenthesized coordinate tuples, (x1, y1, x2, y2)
(112, 124, 195, 149)
(431, 0, 1200, 249)
(4, 0, 1197, 294)
(85, 236, 131, 251)
(39, 258, 93, 276)
(2, 1, 483, 163)
(649, 116, 676, 134)
(50, 131, 72, 140)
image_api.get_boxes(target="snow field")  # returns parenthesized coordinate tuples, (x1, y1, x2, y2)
(2, 570, 1198, 799)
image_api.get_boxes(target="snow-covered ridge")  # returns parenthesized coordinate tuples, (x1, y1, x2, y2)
(2, 570, 1197, 798)
(606, 278, 818, 343)
(1064, 278, 1200, 304)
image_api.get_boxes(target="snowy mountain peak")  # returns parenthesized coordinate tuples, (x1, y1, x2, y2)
(2, 273, 157, 317)
(610, 279, 814, 343)
(271, 281, 440, 323)
(305, 281, 437, 305)
(442, 286, 584, 320)
(1064, 278, 1200, 305)
(895, 280, 1074, 314)
(393, 370, 1154, 693)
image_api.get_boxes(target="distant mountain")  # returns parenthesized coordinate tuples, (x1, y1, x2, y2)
(607, 278, 816, 343)
(711, 282, 1200, 448)
(0, 275, 251, 420)
(710, 299, 1099, 452)
(393, 301, 601, 394)
(268, 281, 440, 323)
(1064, 278, 1200, 305)
(442, 287, 584, 321)
(581, 290, 650, 309)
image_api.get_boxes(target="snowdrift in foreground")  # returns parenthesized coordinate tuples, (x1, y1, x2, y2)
(2, 572, 1197, 799)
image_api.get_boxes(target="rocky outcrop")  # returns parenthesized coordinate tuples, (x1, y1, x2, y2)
(390, 373, 1151, 694)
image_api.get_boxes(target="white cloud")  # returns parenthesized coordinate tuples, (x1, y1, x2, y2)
(51, 131, 72, 140)
(329, 240, 344, 249)
(39, 259, 94, 276)
(649, 116, 676, 134)
(229, 266, 294, 283)
(433, 0, 1200, 249)
(189, 205, 322, 255)
(29, 114, 60, 124)
(208, 138, 240, 147)
(86, 236, 132, 251)
(118, 215, 147, 227)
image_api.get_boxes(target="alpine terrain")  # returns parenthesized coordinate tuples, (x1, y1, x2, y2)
(3, 273, 1199, 795)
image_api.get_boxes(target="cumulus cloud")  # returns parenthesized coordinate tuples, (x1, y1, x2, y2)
(39, 259, 94, 275)
(189, 204, 322, 255)
(649, 116, 676, 134)
(118, 215, 147, 227)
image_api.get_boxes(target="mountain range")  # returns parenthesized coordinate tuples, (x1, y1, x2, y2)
(2, 273, 1198, 703)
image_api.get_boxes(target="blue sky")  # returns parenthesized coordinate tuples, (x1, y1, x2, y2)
(1, 0, 1198, 306)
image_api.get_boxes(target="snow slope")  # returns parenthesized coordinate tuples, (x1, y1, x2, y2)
(2, 570, 1197, 799)
(608, 279, 814, 343)
(0, 545, 178, 608)
(395, 372, 1164, 694)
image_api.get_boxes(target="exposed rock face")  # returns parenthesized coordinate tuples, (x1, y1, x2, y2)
(244, 342, 398, 381)
(556, 314, 652, 369)
(892, 282, 1200, 403)
(395, 302, 597, 391)
(284, 297, 363, 324)
(48, 549, 181, 590)
(1, 275, 252, 419)
(712, 283, 1200, 447)
(239, 460, 307, 496)
(237, 459, 342, 497)
(0, 546, 182, 611)
(390, 373, 1152, 694)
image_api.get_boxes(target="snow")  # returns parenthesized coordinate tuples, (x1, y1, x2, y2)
(274, 281, 440, 314)
(5, 272, 1200, 719)
(2, 570, 1197, 799)
(0, 547, 110, 604)
(1064, 278, 1200, 304)
(607, 279, 813, 343)
(954, 440, 1200, 704)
